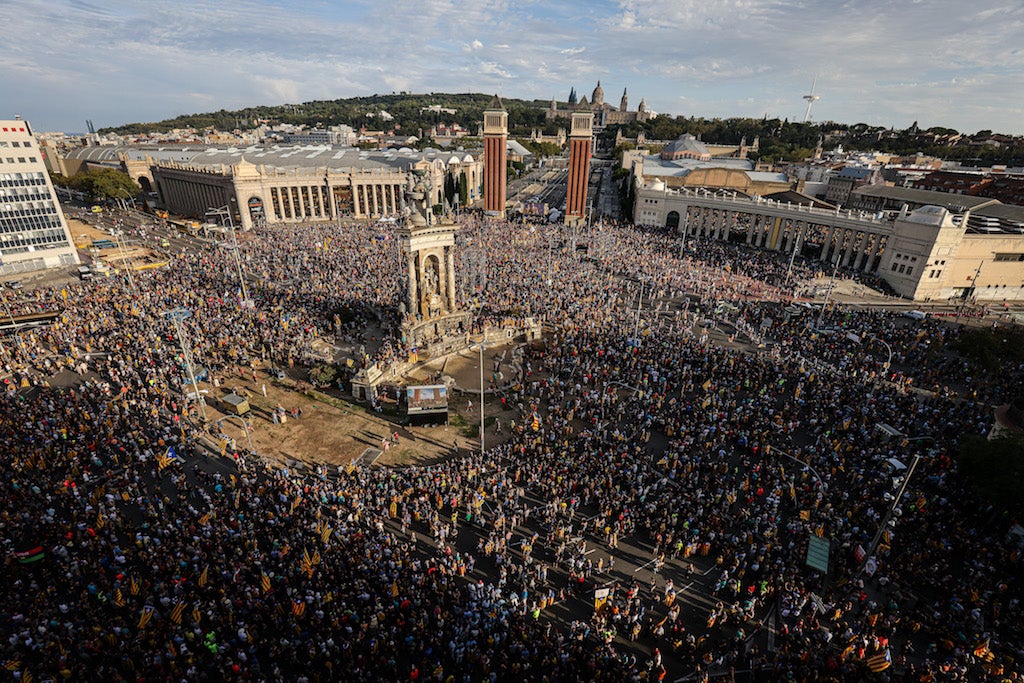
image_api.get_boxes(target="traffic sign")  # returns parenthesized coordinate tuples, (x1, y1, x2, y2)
(806, 535, 830, 573)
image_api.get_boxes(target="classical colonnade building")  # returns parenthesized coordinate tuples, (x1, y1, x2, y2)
(63, 145, 484, 232)
(634, 180, 1024, 301)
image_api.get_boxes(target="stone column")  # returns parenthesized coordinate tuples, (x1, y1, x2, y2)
(446, 246, 456, 311)
(844, 231, 861, 268)
(853, 233, 869, 271)
(407, 254, 418, 317)
(285, 186, 296, 220)
(819, 228, 833, 263)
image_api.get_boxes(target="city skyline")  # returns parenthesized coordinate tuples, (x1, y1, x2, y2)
(4, 0, 1023, 135)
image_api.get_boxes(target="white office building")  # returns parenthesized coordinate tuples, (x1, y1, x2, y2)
(0, 118, 79, 274)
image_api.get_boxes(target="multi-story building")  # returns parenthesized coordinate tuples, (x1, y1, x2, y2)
(912, 170, 992, 196)
(0, 118, 79, 275)
(632, 180, 1024, 301)
(61, 144, 484, 231)
(824, 166, 882, 206)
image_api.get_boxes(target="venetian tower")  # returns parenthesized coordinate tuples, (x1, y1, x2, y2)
(565, 103, 594, 226)
(482, 95, 508, 218)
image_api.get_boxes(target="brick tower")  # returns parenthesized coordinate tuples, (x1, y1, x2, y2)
(565, 105, 594, 225)
(482, 95, 508, 218)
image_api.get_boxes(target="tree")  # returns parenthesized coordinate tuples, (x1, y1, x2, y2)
(955, 434, 1024, 518)
(66, 168, 140, 201)
(458, 172, 468, 207)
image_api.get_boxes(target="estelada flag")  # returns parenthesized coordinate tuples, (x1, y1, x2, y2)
(114, 588, 126, 607)
(198, 566, 208, 587)
(291, 600, 305, 617)
(170, 600, 185, 625)
(137, 605, 154, 629)
(261, 573, 271, 593)
(866, 648, 891, 672)
(129, 576, 140, 596)
(192, 602, 202, 623)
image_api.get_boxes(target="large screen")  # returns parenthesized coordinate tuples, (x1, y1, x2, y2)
(406, 385, 448, 414)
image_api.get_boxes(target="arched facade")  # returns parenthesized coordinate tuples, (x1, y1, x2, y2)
(665, 210, 680, 230)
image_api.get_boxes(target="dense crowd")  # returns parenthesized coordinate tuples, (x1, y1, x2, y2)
(1, 210, 1022, 682)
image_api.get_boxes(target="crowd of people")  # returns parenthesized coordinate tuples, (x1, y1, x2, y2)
(1, 208, 1022, 682)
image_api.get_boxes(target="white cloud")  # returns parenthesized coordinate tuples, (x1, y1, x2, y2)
(1, 0, 1021, 134)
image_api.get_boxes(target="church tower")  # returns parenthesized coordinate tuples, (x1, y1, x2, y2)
(565, 104, 594, 226)
(482, 95, 508, 218)
(620, 88, 628, 112)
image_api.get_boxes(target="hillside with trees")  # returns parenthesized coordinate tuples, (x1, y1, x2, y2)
(98, 93, 1024, 166)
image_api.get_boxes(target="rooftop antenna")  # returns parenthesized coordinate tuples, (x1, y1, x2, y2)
(802, 77, 820, 123)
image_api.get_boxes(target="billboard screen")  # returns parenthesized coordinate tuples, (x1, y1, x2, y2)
(406, 385, 449, 414)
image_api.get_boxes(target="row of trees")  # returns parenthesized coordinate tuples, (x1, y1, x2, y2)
(606, 114, 1024, 164)
(50, 168, 140, 201)
(100, 93, 558, 139)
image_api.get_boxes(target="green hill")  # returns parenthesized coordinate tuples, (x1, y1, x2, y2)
(98, 92, 1024, 166)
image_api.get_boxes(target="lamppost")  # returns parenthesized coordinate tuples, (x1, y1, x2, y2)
(632, 278, 648, 343)
(114, 232, 138, 297)
(856, 453, 921, 579)
(217, 415, 253, 453)
(845, 331, 892, 383)
(164, 307, 207, 422)
(470, 299, 490, 456)
(601, 380, 642, 428)
(864, 333, 892, 377)
(769, 445, 828, 493)
(816, 254, 841, 331)
(207, 205, 248, 306)
(469, 336, 496, 456)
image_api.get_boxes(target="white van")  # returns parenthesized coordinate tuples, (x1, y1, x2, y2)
(902, 310, 928, 320)
(77, 265, 93, 280)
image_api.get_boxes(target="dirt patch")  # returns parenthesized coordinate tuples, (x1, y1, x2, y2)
(208, 371, 461, 468)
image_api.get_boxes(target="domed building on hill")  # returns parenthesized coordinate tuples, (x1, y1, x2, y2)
(545, 82, 654, 126)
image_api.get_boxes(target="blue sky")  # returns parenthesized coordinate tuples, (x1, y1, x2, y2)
(4, 0, 1023, 135)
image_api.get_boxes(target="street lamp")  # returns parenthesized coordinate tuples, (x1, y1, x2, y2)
(769, 445, 828, 493)
(815, 254, 841, 331)
(218, 415, 254, 453)
(164, 307, 207, 422)
(856, 452, 922, 579)
(601, 380, 642, 429)
(470, 336, 494, 456)
(470, 298, 490, 456)
(207, 205, 249, 307)
(847, 332, 892, 381)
